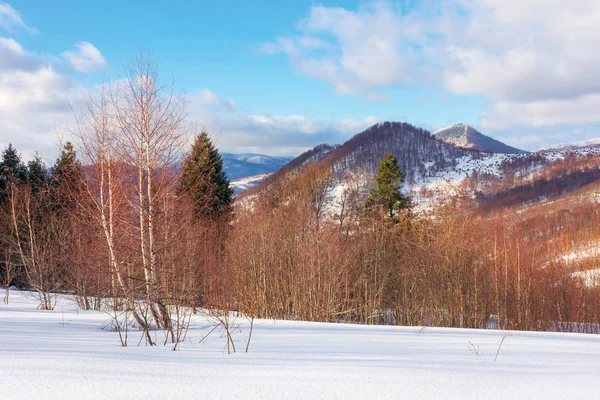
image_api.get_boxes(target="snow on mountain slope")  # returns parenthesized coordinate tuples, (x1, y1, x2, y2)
(322, 152, 516, 215)
(325, 146, 600, 215)
(3, 290, 600, 399)
(559, 242, 600, 288)
(533, 146, 600, 161)
(239, 122, 600, 214)
(572, 268, 600, 287)
(434, 124, 526, 154)
(222, 153, 293, 180)
(238, 144, 341, 198)
(230, 173, 272, 196)
(222, 153, 292, 167)
(535, 138, 600, 152)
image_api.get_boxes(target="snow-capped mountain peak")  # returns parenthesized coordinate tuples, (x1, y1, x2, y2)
(433, 123, 526, 154)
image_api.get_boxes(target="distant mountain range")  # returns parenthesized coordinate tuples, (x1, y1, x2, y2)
(222, 153, 293, 180)
(231, 122, 600, 216)
(535, 138, 600, 152)
(235, 121, 600, 215)
(433, 123, 527, 154)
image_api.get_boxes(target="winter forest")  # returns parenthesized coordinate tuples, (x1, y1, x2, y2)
(5, 0, 600, 397)
(3, 53, 600, 354)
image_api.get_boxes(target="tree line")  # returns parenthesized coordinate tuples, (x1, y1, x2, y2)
(2, 53, 599, 349)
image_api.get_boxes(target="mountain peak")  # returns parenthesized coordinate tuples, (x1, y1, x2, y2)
(433, 123, 527, 154)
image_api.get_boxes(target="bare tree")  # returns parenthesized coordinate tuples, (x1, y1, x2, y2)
(110, 51, 187, 340)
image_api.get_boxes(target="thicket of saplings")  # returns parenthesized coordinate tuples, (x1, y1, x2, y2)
(1, 55, 599, 352)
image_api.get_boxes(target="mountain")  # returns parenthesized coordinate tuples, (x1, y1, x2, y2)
(230, 173, 273, 196)
(244, 122, 485, 201)
(535, 138, 600, 152)
(433, 123, 527, 154)
(221, 153, 293, 180)
(242, 144, 340, 195)
(241, 121, 600, 214)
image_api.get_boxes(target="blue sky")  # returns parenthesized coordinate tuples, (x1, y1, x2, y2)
(1, 1, 600, 159)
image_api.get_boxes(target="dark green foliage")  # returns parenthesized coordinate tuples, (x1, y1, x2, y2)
(51, 142, 85, 212)
(0, 144, 28, 203)
(178, 130, 233, 219)
(365, 152, 410, 218)
(28, 154, 48, 194)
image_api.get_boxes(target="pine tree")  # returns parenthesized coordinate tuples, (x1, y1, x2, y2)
(365, 152, 410, 218)
(0, 144, 28, 203)
(178, 130, 233, 219)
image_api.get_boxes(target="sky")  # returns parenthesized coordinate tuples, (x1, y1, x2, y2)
(1, 0, 600, 161)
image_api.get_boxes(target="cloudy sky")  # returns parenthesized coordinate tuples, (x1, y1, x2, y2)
(1, 0, 600, 161)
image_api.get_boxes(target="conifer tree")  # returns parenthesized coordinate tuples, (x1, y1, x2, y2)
(28, 154, 48, 194)
(51, 142, 84, 212)
(365, 152, 410, 218)
(0, 144, 28, 203)
(178, 130, 233, 219)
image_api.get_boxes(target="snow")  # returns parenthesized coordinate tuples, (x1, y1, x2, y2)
(535, 139, 600, 152)
(231, 173, 271, 195)
(561, 246, 600, 263)
(534, 147, 600, 161)
(560, 245, 600, 287)
(572, 269, 600, 288)
(433, 123, 472, 148)
(2, 291, 600, 399)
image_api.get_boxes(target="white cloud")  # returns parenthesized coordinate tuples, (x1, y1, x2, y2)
(0, 3, 36, 33)
(0, 36, 20, 53)
(265, 0, 600, 141)
(482, 94, 600, 131)
(188, 89, 378, 156)
(62, 42, 106, 72)
(196, 88, 236, 110)
(262, 3, 434, 101)
(0, 32, 372, 163)
(443, 0, 600, 102)
(0, 38, 87, 161)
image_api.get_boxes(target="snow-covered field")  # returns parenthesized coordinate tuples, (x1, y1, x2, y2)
(2, 290, 600, 400)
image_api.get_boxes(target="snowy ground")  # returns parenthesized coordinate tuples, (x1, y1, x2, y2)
(2, 291, 600, 399)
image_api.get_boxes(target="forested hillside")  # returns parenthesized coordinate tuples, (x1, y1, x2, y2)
(2, 55, 600, 352)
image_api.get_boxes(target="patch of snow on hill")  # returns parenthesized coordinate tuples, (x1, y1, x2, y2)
(572, 269, 600, 288)
(536, 139, 600, 152)
(559, 244, 600, 287)
(562, 247, 600, 263)
(231, 173, 271, 196)
(535, 147, 600, 161)
(324, 170, 370, 217)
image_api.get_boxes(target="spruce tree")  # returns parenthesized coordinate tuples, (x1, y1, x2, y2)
(28, 154, 48, 194)
(51, 142, 84, 212)
(0, 144, 28, 203)
(365, 152, 410, 218)
(178, 130, 233, 219)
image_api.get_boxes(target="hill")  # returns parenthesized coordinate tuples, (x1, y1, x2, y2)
(433, 123, 527, 154)
(240, 121, 600, 214)
(221, 153, 293, 180)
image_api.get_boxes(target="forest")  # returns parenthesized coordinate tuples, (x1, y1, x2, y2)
(2, 54, 600, 349)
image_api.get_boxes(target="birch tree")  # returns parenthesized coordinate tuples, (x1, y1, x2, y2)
(111, 51, 186, 338)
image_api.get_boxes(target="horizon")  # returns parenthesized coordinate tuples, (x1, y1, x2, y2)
(1, 1, 600, 161)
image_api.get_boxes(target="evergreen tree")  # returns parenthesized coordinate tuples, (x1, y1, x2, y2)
(51, 142, 84, 211)
(178, 130, 233, 219)
(0, 144, 28, 202)
(28, 154, 48, 194)
(365, 152, 410, 218)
